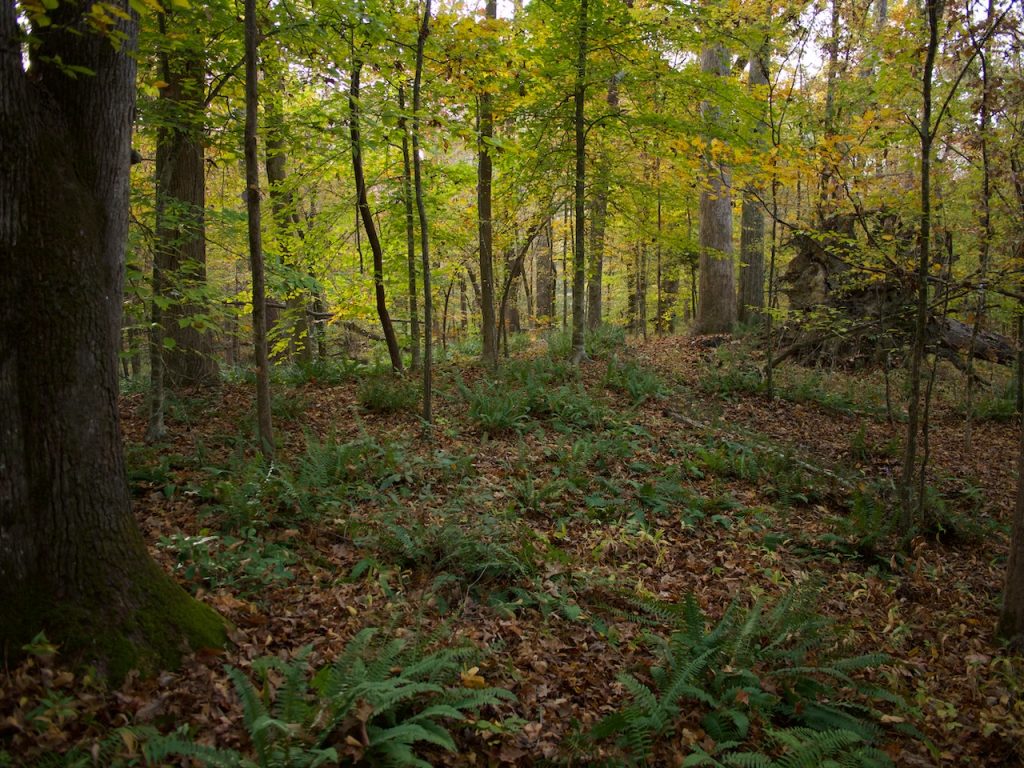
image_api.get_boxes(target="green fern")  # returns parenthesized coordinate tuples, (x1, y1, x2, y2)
(148, 628, 514, 767)
(591, 585, 914, 767)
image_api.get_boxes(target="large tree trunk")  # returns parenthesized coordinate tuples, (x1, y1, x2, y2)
(587, 160, 610, 330)
(153, 20, 218, 389)
(0, 0, 225, 677)
(694, 44, 736, 334)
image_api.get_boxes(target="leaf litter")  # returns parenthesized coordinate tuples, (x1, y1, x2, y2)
(2, 335, 1023, 766)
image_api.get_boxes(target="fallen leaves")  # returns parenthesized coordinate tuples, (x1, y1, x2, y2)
(4, 339, 1023, 765)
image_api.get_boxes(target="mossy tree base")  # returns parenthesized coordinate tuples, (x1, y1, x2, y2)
(1, 559, 227, 684)
(1, 0, 226, 685)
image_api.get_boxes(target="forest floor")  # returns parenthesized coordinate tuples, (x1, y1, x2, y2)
(4, 331, 1024, 767)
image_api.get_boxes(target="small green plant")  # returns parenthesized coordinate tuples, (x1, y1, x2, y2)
(278, 357, 365, 387)
(849, 424, 871, 462)
(353, 509, 536, 596)
(632, 471, 704, 524)
(544, 324, 625, 360)
(587, 324, 627, 358)
(280, 433, 412, 518)
(590, 585, 915, 766)
(358, 371, 420, 414)
(694, 439, 761, 482)
(604, 357, 665, 405)
(159, 530, 295, 597)
(457, 378, 529, 435)
(271, 391, 309, 421)
(541, 382, 608, 430)
(962, 379, 1018, 422)
(147, 629, 515, 768)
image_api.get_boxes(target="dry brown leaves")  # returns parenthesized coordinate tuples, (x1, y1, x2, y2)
(4, 338, 1024, 766)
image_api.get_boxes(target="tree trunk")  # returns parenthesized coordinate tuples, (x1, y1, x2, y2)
(586, 77, 619, 331)
(153, 18, 218, 389)
(0, 0, 225, 677)
(535, 220, 556, 321)
(477, 0, 499, 367)
(899, 0, 940, 531)
(349, 56, 404, 373)
(964, 0, 995, 451)
(264, 67, 312, 365)
(399, 84, 421, 370)
(245, 0, 274, 459)
(997, 421, 1024, 647)
(738, 50, 768, 325)
(570, 0, 589, 364)
(694, 44, 736, 334)
(412, 0, 433, 424)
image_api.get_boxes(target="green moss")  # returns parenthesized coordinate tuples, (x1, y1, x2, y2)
(1, 561, 227, 684)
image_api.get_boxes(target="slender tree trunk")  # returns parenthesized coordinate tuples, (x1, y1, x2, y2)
(570, 0, 589, 364)
(964, 0, 994, 451)
(586, 77, 619, 331)
(147, 176, 168, 442)
(997, 423, 1024, 648)
(738, 50, 769, 325)
(477, 0, 499, 368)
(399, 84, 421, 370)
(245, 0, 274, 459)
(818, 0, 841, 223)
(459, 276, 469, 332)
(412, 0, 433, 423)
(349, 55, 403, 372)
(565, 205, 573, 329)
(0, 0, 225, 675)
(899, 0, 940, 531)
(536, 221, 555, 321)
(694, 44, 736, 334)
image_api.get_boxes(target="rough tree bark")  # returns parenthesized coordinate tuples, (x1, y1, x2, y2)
(694, 44, 736, 334)
(153, 12, 218, 389)
(0, 0, 225, 677)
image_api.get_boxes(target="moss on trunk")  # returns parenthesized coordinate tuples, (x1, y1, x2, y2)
(2, 560, 227, 684)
